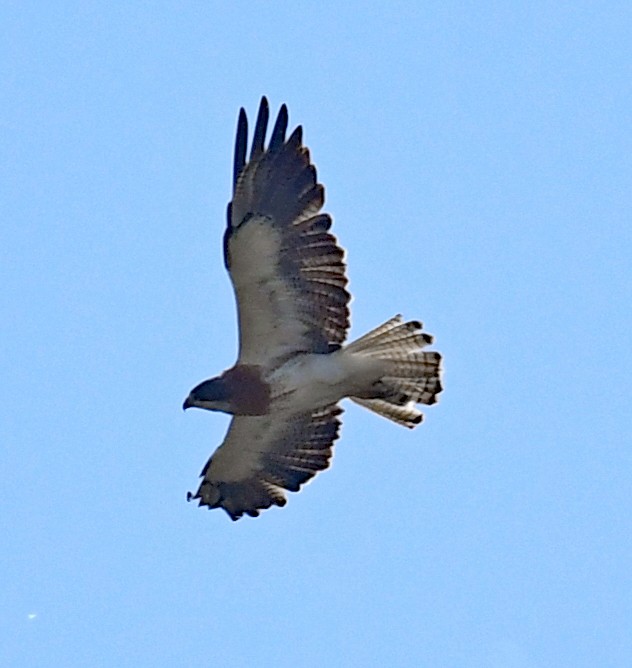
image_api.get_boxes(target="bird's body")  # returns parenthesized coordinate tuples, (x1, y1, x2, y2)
(183, 98, 442, 520)
(268, 349, 385, 410)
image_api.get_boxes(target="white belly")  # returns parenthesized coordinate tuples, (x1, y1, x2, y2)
(267, 350, 384, 412)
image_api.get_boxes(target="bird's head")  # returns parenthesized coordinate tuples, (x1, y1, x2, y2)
(183, 377, 233, 414)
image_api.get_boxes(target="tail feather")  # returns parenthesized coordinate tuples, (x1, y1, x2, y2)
(358, 331, 433, 355)
(347, 315, 442, 428)
(344, 314, 405, 351)
(350, 397, 424, 429)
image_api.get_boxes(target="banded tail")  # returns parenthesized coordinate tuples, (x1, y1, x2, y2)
(346, 315, 442, 428)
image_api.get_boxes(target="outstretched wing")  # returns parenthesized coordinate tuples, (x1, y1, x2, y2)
(188, 404, 343, 520)
(224, 97, 351, 367)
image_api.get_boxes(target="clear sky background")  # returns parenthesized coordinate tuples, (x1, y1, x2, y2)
(2, 3, 631, 667)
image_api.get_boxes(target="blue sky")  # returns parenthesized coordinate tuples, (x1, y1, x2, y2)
(2, 2, 631, 666)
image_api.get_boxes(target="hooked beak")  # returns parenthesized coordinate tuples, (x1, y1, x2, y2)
(182, 396, 194, 411)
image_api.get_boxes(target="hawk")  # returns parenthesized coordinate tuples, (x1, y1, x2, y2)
(183, 98, 442, 520)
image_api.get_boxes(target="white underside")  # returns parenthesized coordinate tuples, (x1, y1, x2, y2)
(266, 348, 386, 413)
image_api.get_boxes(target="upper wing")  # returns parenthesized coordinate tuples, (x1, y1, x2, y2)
(188, 404, 343, 520)
(224, 97, 351, 366)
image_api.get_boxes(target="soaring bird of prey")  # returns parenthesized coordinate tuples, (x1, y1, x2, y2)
(183, 98, 442, 520)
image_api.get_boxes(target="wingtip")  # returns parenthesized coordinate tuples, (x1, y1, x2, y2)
(287, 124, 303, 147)
(250, 97, 270, 160)
(257, 96, 270, 126)
(269, 102, 289, 150)
(233, 109, 248, 188)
